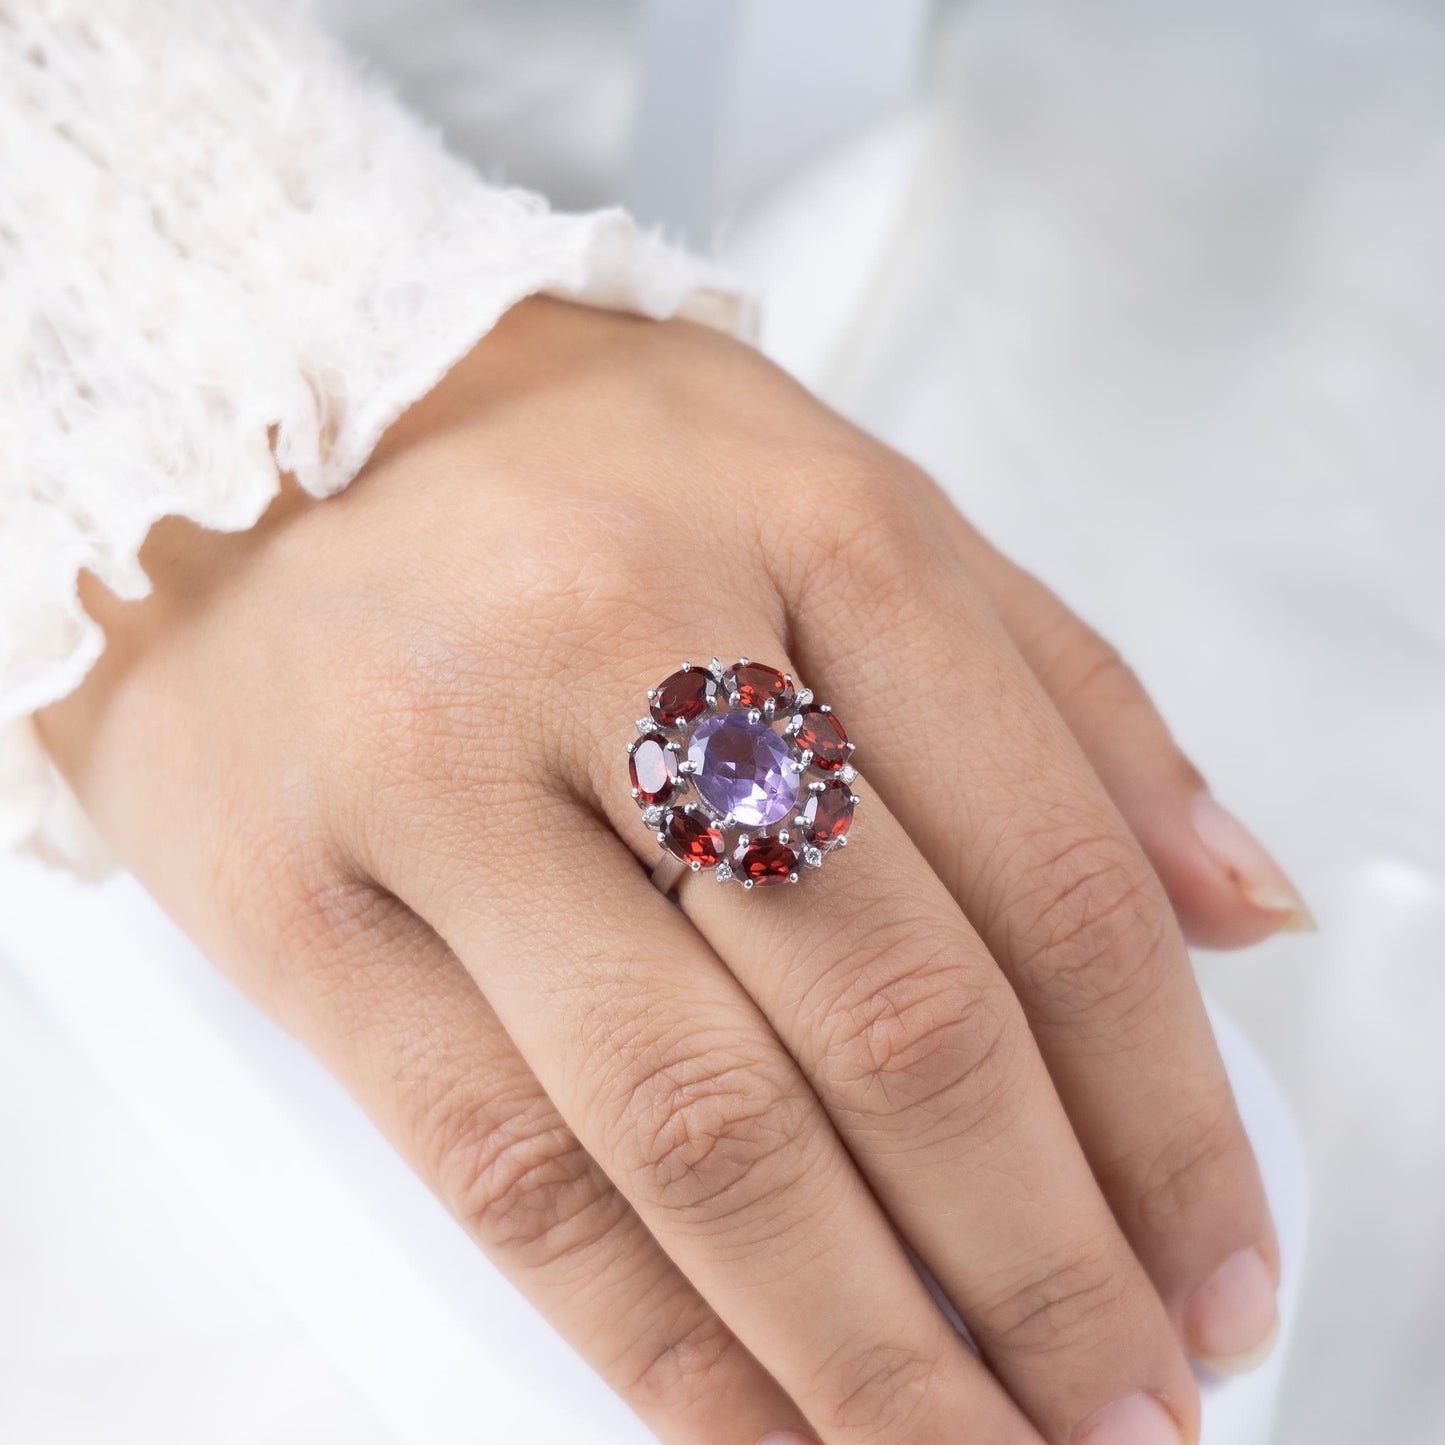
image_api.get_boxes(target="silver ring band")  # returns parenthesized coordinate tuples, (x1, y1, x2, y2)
(651, 853, 688, 896)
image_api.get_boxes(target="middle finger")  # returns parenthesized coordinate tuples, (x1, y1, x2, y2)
(596, 655, 1198, 1444)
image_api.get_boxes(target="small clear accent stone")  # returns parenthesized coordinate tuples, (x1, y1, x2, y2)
(714, 859, 734, 883)
(641, 805, 666, 828)
(802, 844, 823, 868)
(838, 764, 858, 784)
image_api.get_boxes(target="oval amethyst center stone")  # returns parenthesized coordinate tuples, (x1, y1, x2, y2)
(688, 713, 800, 829)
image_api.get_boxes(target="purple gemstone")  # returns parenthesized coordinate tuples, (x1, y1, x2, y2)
(688, 713, 800, 829)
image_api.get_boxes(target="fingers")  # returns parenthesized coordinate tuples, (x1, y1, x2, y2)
(666, 783, 1201, 1444)
(566, 642, 1195, 1440)
(777, 466, 1282, 1376)
(377, 794, 1041, 1445)
(936, 510, 1312, 948)
(266, 879, 810, 1445)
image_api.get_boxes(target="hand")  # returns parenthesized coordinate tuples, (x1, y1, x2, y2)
(41, 299, 1301, 1445)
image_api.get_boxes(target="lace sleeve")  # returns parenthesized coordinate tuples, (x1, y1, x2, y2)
(0, 0, 752, 874)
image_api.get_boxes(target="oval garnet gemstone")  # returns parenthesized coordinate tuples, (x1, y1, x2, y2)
(801, 780, 854, 850)
(650, 667, 718, 726)
(733, 837, 797, 886)
(794, 706, 849, 770)
(629, 732, 677, 804)
(663, 808, 724, 867)
(729, 661, 795, 711)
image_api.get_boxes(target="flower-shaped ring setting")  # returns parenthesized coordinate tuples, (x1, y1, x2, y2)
(626, 658, 858, 892)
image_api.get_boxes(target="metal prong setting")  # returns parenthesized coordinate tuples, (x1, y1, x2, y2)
(636, 658, 857, 887)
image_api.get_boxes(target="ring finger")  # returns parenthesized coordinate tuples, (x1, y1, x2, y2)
(615, 690, 1199, 1445)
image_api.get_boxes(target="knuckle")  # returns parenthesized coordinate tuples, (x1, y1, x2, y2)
(819, 456, 913, 528)
(1127, 1095, 1254, 1240)
(263, 870, 395, 964)
(489, 500, 701, 666)
(211, 796, 379, 1004)
(823, 928, 1021, 1134)
(609, 1041, 816, 1226)
(261, 874, 416, 1026)
(785, 454, 931, 597)
(625, 1310, 747, 1414)
(1066, 640, 1146, 716)
(816, 1337, 941, 1439)
(485, 499, 648, 624)
(350, 503, 677, 774)
(982, 1238, 1136, 1359)
(1008, 824, 1173, 1021)
(1015, 608, 1207, 789)
(431, 1092, 623, 1274)
(1030, 612, 1147, 718)
(351, 604, 506, 791)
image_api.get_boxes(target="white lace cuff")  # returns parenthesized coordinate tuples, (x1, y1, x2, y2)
(0, 0, 753, 875)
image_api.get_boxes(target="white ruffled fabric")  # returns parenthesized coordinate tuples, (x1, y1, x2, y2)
(0, 0, 751, 874)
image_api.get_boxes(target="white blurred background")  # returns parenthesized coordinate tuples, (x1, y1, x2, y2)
(2, 1, 1442, 1441)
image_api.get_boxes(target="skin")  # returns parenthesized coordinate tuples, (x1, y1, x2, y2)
(39, 298, 1294, 1445)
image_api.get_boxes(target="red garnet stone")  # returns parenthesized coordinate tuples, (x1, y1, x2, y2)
(629, 732, 677, 805)
(663, 808, 724, 867)
(733, 838, 797, 886)
(650, 667, 718, 726)
(729, 661, 795, 711)
(801, 780, 854, 850)
(795, 706, 850, 770)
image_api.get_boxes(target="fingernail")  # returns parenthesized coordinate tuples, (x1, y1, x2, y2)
(1183, 1246, 1280, 1374)
(1075, 1392, 1183, 1445)
(1189, 794, 1315, 930)
(757, 1434, 820, 1445)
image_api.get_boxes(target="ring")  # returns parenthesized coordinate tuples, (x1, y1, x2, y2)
(626, 658, 859, 893)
